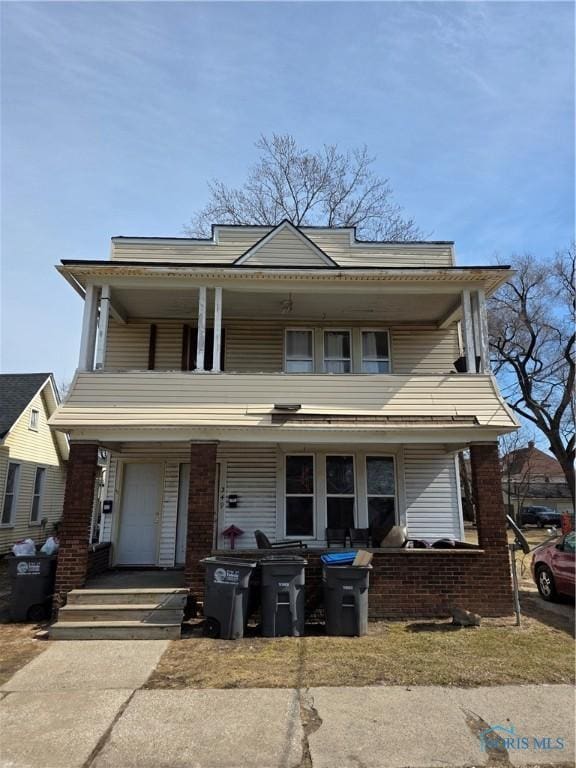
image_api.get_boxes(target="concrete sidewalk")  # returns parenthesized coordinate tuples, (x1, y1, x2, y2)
(0, 640, 574, 768)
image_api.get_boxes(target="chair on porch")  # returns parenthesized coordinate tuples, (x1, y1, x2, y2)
(254, 530, 308, 550)
(325, 528, 348, 547)
(349, 528, 370, 548)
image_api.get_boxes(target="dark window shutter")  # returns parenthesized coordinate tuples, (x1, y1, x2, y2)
(181, 325, 189, 371)
(220, 328, 226, 371)
(188, 328, 197, 370)
(205, 328, 214, 370)
(148, 324, 157, 370)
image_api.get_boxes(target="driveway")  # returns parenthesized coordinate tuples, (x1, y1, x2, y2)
(0, 639, 574, 768)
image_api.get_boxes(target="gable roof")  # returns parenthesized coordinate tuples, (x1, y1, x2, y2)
(0, 374, 55, 439)
(504, 444, 565, 479)
(233, 220, 339, 267)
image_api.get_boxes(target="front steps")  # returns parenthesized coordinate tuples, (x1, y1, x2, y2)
(51, 587, 189, 640)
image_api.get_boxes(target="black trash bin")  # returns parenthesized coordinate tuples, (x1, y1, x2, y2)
(8, 554, 57, 622)
(201, 557, 257, 640)
(260, 555, 307, 637)
(323, 564, 372, 636)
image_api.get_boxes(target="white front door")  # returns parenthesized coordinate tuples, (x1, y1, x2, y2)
(116, 463, 162, 565)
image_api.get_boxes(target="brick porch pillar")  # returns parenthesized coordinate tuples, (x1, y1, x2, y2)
(54, 442, 99, 607)
(470, 442, 513, 614)
(184, 441, 218, 595)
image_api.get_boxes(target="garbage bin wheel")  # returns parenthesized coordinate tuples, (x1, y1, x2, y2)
(202, 617, 221, 638)
(26, 603, 49, 622)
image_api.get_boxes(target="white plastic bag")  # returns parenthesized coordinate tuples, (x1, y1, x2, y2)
(40, 536, 59, 556)
(12, 538, 36, 557)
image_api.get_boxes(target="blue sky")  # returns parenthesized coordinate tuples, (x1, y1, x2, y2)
(1, 1, 574, 384)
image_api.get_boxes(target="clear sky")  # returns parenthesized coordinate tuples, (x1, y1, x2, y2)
(1, 1, 574, 384)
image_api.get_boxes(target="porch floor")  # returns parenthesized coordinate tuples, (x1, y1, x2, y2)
(86, 569, 186, 590)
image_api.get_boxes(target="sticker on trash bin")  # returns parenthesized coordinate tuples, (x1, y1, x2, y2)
(214, 567, 240, 584)
(16, 561, 41, 576)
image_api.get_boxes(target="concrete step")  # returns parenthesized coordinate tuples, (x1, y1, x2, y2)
(50, 621, 182, 640)
(58, 604, 184, 623)
(66, 588, 189, 607)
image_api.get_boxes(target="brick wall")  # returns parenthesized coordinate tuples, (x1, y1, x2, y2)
(86, 542, 111, 579)
(184, 442, 218, 594)
(54, 442, 99, 607)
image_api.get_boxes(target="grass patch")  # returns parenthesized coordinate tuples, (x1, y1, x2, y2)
(146, 613, 574, 690)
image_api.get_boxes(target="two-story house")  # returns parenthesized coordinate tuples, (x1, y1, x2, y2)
(49, 220, 518, 625)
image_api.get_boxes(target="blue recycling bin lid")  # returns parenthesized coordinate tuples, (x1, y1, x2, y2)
(320, 551, 357, 565)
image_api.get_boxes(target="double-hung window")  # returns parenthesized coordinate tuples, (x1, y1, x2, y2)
(366, 456, 396, 529)
(285, 455, 314, 536)
(361, 331, 390, 373)
(326, 455, 355, 529)
(324, 331, 351, 373)
(285, 330, 314, 373)
(2, 463, 20, 526)
(30, 467, 46, 524)
(29, 408, 40, 431)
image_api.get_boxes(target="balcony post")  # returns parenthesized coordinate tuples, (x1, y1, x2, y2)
(476, 289, 490, 372)
(196, 286, 207, 371)
(461, 289, 476, 373)
(211, 287, 222, 373)
(78, 284, 100, 372)
(94, 286, 110, 370)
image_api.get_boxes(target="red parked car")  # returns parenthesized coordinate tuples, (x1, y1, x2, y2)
(531, 531, 575, 601)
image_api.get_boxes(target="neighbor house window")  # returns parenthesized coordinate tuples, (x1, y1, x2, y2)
(29, 408, 39, 431)
(30, 467, 46, 524)
(361, 331, 390, 373)
(326, 455, 355, 529)
(324, 331, 351, 373)
(285, 330, 314, 373)
(285, 455, 314, 536)
(2, 463, 20, 525)
(366, 456, 396, 529)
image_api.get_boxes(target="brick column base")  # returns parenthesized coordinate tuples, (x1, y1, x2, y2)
(184, 442, 218, 595)
(470, 442, 513, 615)
(54, 442, 99, 610)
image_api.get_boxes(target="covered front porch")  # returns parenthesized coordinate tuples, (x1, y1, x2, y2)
(53, 438, 514, 619)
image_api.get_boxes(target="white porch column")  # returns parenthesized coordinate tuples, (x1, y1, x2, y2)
(461, 289, 476, 373)
(476, 289, 490, 373)
(78, 284, 100, 371)
(211, 287, 223, 373)
(94, 286, 110, 370)
(195, 286, 207, 371)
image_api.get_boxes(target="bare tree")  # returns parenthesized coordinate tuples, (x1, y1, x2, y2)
(499, 431, 536, 521)
(489, 245, 575, 509)
(185, 134, 423, 241)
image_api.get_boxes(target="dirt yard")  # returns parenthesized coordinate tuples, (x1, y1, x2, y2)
(0, 559, 50, 686)
(146, 600, 574, 690)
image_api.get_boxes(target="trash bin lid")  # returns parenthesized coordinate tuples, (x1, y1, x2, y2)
(320, 551, 357, 565)
(200, 556, 258, 568)
(260, 555, 307, 564)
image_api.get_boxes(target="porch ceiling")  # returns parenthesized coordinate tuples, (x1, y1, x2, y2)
(108, 287, 461, 324)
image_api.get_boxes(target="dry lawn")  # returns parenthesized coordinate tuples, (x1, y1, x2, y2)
(146, 611, 574, 690)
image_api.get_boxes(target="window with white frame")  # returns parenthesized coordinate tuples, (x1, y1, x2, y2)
(324, 330, 351, 373)
(285, 455, 314, 536)
(2, 463, 20, 525)
(361, 331, 390, 373)
(284, 330, 314, 373)
(30, 467, 46, 523)
(326, 455, 355, 529)
(366, 456, 396, 529)
(29, 408, 39, 431)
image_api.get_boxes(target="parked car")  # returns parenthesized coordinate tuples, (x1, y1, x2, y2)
(519, 506, 562, 528)
(531, 531, 575, 601)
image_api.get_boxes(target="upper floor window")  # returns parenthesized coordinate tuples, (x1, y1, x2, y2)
(324, 330, 351, 373)
(29, 408, 39, 431)
(361, 331, 390, 373)
(285, 330, 314, 373)
(30, 467, 46, 524)
(2, 463, 20, 526)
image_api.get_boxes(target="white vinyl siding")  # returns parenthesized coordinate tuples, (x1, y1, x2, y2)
(403, 445, 462, 540)
(111, 228, 454, 267)
(104, 320, 460, 376)
(240, 226, 331, 267)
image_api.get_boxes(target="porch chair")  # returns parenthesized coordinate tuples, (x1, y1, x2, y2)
(349, 528, 370, 548)
(254, 530, 308, 550)
(325, 528, 348, 547)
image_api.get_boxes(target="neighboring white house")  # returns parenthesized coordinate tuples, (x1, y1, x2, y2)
(0, 374, 68, 552)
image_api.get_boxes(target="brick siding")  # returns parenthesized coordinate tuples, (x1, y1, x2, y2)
(184, 442, 218, 594)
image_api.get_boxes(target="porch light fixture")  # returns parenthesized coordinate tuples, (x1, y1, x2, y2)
(273, 403, 302, 412)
